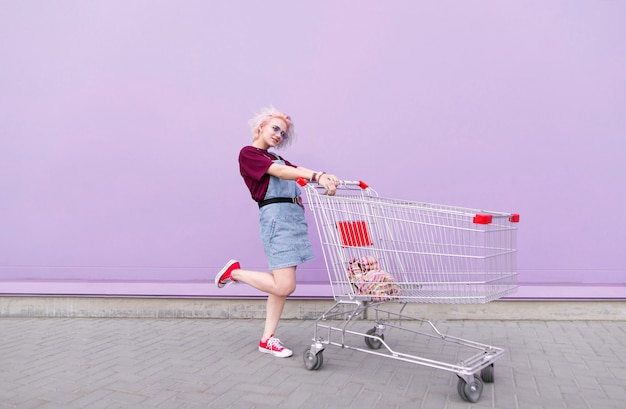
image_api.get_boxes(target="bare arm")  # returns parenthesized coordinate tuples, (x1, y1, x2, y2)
(267, 163, 340, 195)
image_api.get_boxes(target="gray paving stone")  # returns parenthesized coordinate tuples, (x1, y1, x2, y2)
(1, 317, 626, 408)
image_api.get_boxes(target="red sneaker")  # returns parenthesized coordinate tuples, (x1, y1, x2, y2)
(259, 335, 293, 358)
(215, 259, 240, 288)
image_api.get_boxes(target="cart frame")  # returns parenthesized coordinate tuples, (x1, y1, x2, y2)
(298, 179, 519, 403)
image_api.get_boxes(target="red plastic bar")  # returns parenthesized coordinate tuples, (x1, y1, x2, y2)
(473, 214, 493, 224)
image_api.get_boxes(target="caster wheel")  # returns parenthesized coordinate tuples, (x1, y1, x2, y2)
(364, 328, 384, 349)
(457, 376, 483, 403)
(481, 364, 494, 383)
(303, 349, 324, 370)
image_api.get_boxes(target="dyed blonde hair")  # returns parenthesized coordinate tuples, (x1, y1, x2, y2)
(248, 106, 296, 149)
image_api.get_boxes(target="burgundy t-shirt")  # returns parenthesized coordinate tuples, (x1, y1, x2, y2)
(239, 146, 297, 202)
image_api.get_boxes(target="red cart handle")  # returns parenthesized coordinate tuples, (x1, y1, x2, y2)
(297, 177, 369, 190)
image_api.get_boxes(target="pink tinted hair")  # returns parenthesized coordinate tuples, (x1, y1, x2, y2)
(248, 106, 296, 149)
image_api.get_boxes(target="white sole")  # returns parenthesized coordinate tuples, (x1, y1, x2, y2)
(258, 347, 293, 358)
(215, 259, 238, 288)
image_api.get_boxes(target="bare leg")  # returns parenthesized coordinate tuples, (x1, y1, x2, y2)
(261, 267, 296, 340)
(231, 266, 297, 340)
(231, 266, 296, 298)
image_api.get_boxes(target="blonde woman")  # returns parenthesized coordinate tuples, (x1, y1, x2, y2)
(215, 106, 339, 357)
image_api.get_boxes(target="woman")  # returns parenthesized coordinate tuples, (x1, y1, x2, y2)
(215, 106, 340, 358)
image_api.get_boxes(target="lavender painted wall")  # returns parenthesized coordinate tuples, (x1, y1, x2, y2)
(1, 1, 625, 298)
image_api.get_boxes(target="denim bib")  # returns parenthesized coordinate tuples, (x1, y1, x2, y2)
(258, 155, 314, 270)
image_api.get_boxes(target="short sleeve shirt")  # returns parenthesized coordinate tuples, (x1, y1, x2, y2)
(239, 146, 297, 202)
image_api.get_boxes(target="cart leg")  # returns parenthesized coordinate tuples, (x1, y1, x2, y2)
(481, 363, 495, 383)
(364, 325, 386, 350)
(303, 342, 325, 371)
(457, 375, 484, 403)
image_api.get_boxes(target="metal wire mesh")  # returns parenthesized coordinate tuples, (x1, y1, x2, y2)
(303, 182, 518, 303)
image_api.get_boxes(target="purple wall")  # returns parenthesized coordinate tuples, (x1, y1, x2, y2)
(1, 1, 625, 298)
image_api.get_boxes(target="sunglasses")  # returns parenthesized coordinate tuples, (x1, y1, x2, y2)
(271, 125, 288, 139)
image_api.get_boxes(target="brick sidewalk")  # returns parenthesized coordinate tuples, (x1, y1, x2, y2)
(1, 318, 624, 408)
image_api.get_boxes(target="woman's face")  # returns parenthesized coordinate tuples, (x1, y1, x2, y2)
(254, 117, 288, 149)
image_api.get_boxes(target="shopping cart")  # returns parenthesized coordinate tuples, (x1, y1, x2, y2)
(297, 178, 519, 403)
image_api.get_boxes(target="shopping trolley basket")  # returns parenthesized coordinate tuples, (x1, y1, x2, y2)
(297, 178, 519, 403)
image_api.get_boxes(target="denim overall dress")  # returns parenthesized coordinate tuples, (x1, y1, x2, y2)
(259, 156, 314, 270)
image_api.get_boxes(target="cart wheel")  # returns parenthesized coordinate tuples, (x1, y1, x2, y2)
(364, 328, 384, 350)
(481, 364, 494, 383)
(457, 376, 483, 403)
(303, 349, 324, 371)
